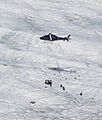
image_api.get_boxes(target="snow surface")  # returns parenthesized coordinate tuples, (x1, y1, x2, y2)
(0, 0, 102, 120)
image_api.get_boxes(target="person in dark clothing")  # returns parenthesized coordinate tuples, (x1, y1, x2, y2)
(40, 33, 71, 42)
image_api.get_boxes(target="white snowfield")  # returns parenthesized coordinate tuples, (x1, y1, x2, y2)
(0, 0, 102, 120)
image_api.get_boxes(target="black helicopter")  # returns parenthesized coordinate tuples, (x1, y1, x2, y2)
(40, 33, 71, 42)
